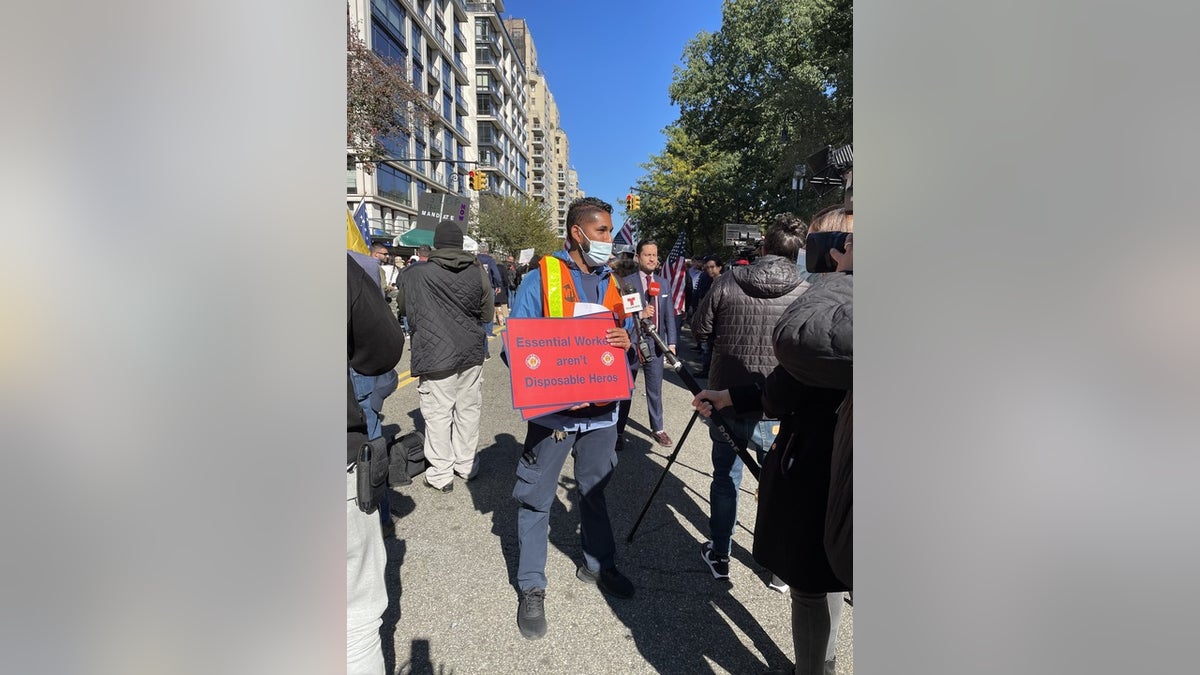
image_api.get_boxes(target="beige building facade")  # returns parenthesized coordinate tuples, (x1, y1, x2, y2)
(504, 18, 582, 238)
(346, 1, 580, 242)
(471, 3, 528, 200)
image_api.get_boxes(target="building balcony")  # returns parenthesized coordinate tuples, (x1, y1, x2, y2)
(455, 92, 469, 113)
(433, 33, 452, 58)
(454, 25, 467, 50)
(430, 137, 444, 156)
(465, 1, 498, 14)
(477, 33, 501, 55)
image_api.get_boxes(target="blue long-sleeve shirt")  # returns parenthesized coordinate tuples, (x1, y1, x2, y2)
(507, 250, 634, 431)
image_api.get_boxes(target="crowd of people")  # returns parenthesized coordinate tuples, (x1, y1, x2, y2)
(346, 196, 853, 675)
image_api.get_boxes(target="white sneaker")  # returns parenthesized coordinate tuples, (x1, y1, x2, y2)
(767, 574, 789, 594)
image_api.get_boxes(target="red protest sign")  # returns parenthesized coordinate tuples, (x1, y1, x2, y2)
(504, 316, 632, 412)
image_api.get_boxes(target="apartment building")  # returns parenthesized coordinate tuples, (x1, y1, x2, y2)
(472, 3, 528, 200)
(347, 0, 476, 238)
(503, 18, 583, 238)
(347, 1, 577, 240)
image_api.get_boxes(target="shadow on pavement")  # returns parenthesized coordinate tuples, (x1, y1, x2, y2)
(397, 638, 455, 675)
(583, 321, 788, 672)
(462, 431, 525, 593)
(379, 423, 419, 675)
(380, 528, 408, 674)
(600, 422, 790, 673)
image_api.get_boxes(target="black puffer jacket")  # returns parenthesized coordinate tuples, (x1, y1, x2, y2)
(773, 272, 853, 391)
(690, 255, 809, 395)
(397, 248, 494, 378)
(753, 272, 853, 591)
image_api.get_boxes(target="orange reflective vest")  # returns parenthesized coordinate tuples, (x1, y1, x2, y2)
(539, 255, 626, 319)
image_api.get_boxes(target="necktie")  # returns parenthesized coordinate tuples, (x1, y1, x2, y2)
(645, 273, 656, 330)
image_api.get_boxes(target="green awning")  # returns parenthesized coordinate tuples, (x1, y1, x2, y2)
(397, 228, 434, 247)
(395, 227, 479, 251)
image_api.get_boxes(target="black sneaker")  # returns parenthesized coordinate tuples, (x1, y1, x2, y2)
(701, 541, 730, 580)
(576, 565, 635, 599)
(517, 588, 547, 639)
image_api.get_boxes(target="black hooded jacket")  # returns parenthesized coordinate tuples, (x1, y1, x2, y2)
(397, 248, 494, 377)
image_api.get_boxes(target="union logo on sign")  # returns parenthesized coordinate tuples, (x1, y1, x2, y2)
(601, 351, 615, 366)
(525, 354, 541, 370)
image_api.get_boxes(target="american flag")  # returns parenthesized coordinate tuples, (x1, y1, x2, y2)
(613, 217, 635, 252)
(665, 230, 687, 315)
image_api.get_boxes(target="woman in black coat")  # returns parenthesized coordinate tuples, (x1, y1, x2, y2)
(692, 253, 852, 675)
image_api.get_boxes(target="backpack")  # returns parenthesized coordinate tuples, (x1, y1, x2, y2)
(387, 430, 428, 487)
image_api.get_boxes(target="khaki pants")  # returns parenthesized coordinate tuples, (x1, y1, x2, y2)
(417, 364, 484, 487)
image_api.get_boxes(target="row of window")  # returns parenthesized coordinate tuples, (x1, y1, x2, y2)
(365, 163, 471, 204)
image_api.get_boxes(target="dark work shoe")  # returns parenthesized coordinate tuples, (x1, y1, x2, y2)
(517, 588, 547, 639)
(576, 565, 635, 599)
(701, 541, 730, 580)
(423, 478, 453, 493)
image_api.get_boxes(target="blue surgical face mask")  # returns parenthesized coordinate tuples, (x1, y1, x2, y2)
(575, 227, 612, 266)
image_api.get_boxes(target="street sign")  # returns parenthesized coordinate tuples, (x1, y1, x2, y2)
(415, 193, 470, 231)
(724, 223, 760, 246)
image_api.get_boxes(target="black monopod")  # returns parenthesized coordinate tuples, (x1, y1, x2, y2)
(625, 315, 761, 543)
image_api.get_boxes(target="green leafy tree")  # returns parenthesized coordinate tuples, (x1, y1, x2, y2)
(347, 14, 435, 174)
(660, 0, 851, 221)
(474, 194, 561, 258)
(629, 124, 744, 258)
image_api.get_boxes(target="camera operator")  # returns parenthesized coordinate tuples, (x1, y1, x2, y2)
(692, 232, 853, 675)
(690, 213, 809, 581)
(347, 254, 405, 675)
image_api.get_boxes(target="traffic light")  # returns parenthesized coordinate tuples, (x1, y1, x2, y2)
(626, 194, 633, 211)
(469, 170, 488, 191)
(631, 195, 641, 211)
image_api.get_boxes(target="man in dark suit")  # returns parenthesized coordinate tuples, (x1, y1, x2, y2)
(616, 239, 678, 449)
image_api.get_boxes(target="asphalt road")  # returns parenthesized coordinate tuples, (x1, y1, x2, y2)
(376, 321, 853, 674)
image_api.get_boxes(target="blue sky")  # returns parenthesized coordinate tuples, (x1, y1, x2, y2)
(505, 1, 725, 211)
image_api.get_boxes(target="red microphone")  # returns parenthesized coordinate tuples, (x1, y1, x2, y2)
(647, 281, 661, 297)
